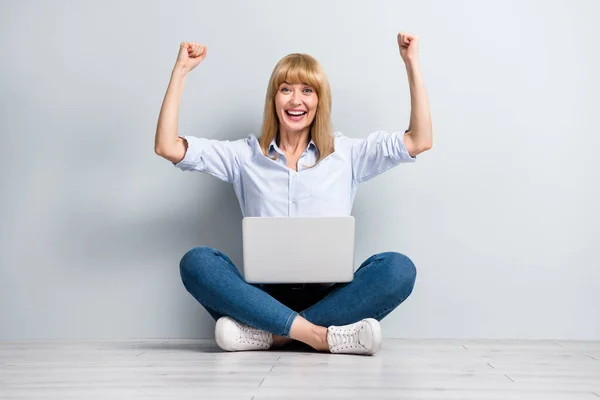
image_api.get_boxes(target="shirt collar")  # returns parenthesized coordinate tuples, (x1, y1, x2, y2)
(268, 136, 316, 157)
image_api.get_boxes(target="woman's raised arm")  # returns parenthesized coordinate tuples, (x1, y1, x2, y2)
(155, 42, 207, 163)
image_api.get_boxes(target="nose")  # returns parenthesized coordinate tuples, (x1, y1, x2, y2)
(291, 91, 302, 106)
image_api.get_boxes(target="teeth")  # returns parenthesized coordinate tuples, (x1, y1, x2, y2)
(287, 111, 306, 115)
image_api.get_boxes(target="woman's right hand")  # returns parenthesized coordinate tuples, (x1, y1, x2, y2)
(175, 42, 207, 73)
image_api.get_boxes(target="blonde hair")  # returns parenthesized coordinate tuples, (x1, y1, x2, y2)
(259, 53, 334, 166)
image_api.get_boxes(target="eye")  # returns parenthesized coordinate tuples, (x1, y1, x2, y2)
(304, 88, 313, 93)
(281, 87, 290, 92)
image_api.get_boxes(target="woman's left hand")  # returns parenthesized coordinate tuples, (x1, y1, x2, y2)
(397, 32, 419, 64)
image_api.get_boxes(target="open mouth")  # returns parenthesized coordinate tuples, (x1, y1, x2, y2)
(285, 110, 307, 122)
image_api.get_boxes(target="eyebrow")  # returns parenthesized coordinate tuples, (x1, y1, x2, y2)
(282, 81, 311, 86)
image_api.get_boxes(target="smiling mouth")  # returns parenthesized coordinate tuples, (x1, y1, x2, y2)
(285, 110, 307, 121)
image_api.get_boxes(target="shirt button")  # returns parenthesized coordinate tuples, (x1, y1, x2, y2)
(292, 198, 296, 203)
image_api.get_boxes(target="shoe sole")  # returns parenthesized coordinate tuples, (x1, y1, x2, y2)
(364, 318, 382, 355)
(215, 316, 235, 351)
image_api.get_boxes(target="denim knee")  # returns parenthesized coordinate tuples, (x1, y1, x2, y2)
(378, 252, 417, 300)
(179, 246, 218, 287)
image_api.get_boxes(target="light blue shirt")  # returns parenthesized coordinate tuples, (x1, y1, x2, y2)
(174, 131, 416, 217)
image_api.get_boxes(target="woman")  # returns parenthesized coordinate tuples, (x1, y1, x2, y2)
(155, 32, 433, 356)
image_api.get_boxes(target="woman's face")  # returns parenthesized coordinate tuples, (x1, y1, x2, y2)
(274, 81, 318, 134)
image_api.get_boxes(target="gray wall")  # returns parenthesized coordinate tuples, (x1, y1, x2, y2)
(1, 0, 598, 341)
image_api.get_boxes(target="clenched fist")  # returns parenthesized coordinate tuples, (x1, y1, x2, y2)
(175, 42, 207, 72)
(397, 32, 418, 64)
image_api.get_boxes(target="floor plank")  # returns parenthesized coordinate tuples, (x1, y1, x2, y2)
(1, 339, 599, 399)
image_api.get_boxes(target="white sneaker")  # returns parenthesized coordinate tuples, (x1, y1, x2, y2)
(215, 316, 273, 351)
(327, 318, 382, 355)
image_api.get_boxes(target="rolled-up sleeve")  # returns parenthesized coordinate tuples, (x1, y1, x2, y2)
(351, 130, 416, 184)
(173, 135, 250, 183)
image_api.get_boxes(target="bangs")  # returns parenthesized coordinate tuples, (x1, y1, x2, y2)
(272, 55, 320, 90)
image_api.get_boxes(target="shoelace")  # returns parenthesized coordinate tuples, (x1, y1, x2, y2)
(329, 323, 363, 350)
(239, 325, 271, 346)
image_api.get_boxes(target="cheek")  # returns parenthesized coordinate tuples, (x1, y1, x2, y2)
(274, 95, 284, 109)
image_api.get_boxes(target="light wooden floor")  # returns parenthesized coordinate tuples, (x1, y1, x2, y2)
(1, 339, 600, 399)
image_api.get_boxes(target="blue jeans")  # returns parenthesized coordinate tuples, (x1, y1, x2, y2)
(179, 246, 417, 337)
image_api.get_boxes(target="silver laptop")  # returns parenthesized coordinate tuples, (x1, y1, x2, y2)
(242, 216, 355, 284)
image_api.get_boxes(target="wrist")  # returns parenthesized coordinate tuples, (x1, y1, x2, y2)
(404, 58, 420, 70)
(173, 64, 190, 77)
